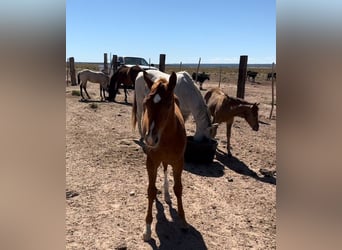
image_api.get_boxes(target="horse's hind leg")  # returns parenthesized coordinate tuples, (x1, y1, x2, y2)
(80, 84, 86, 100)
(162, 162, 171, 204)
(143, 157, 159, 241)
(172, 160, 188, 230)
(84, 86, 91, 99)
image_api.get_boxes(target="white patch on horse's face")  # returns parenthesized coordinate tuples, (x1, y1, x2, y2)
(149, 121, 155, 134)
(153, 94, 161, 104)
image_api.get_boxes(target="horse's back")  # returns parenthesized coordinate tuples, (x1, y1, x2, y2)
(79, 69, 108, 83)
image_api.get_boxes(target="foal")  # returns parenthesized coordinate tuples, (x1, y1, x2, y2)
(77, 69, 109, 101)
(204, 87, 259, 156)
(139, 71, 188, 241)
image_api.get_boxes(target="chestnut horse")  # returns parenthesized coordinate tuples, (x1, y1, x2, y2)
(107, 65, 143, 103)
(204, 87, 259, 156)
(138, 71, 188, 241)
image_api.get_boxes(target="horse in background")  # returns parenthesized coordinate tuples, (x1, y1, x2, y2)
(133, 70, 217, 142)
(107, 65, 143, 103)
(192, 72, 210, 90)
(247, 71, 258, 82)
(138, 71, 188, 241)
(267, 72, 276, 80)
(204, 87, 259, 157)
(77, 69, 109, 101)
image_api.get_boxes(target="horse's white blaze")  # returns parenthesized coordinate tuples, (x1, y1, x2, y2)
(153, 94, 161, 103)
(145, 121, 155, 145)
(150, 121, 155, 134)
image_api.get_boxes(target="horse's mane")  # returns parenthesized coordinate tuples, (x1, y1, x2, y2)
(226, 95, 254, 106)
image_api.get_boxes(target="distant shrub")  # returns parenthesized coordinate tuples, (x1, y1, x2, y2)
(71, 90, 80, 96)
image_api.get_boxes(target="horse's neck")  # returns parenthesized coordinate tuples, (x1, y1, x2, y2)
(228, 105, 250, 119)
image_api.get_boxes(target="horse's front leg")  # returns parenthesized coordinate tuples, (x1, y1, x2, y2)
(100, 86, 103, 101)
(226, 121, 233, 157)
(162, 162, 171, 204)
(124, 87, 128, 103)
(172, 159, 188, 230)
(102, 87, 106, 101)
(143, 157, 159, 242)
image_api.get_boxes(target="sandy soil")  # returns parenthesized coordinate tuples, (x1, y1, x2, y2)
(66, 76, 276, 249)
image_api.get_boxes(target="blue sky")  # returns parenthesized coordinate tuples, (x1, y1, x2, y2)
(66, 0, 276, 64)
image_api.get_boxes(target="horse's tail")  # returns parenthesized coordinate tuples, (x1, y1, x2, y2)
(132, 88, 137, 131)
(108, 73, 117, 101)
(203, 89, 213, 103)
(77, 72, 80, 85)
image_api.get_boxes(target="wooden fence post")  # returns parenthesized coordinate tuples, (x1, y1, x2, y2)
(111, 55, 118, 74)
(159, 54, 166, 72)
(104, 53, 108, 74)
(269, 62, 275, 119)
(195, 57, 202, 89)
(236, 55, 248, 99)
(69, 57, 77, 86)
(218, 65, 222, 88)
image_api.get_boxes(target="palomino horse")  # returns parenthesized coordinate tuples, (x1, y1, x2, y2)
(204, 87, 259, 156)
(77, 69, 109, 101)
(107, 65, 143, 103)
(137, 71, 188, 241)
(133, 70, 217, 142)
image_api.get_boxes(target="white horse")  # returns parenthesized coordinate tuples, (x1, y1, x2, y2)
(77, 69, 110, 101)
(133, 70, 218, 142)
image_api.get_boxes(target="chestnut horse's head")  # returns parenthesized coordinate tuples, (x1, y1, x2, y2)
(245, 103, 260, 131)
(142, 71, 177, 148)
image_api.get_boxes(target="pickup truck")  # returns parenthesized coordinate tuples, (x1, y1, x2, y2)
(118, 56, 158, 70)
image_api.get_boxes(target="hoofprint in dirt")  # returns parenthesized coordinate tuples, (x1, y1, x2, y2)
(66, 79, 276, 249)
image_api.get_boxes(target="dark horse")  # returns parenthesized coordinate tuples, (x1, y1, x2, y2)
(107, 65, 143, 103)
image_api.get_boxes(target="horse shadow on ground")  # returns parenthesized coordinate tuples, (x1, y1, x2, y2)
(215, 148, 276, 185)
(184, 161, 224, 177)
(112, 100, 132, 106)
(79, 99, 107, 103)
(146, 199, 208, 250)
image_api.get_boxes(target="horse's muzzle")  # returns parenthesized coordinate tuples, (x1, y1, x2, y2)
(145, 133, 159, 148)
(253, 124, 259, 131)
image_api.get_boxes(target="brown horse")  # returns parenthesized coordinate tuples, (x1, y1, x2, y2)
(204, 87, 259, 156)
(107, 65, 143, 103)
(137, 71, 188, 241)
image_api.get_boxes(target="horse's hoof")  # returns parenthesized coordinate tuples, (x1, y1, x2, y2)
(142, 232, 151, 242)
(180, 221, 189, 231)
(164, 193, 171, 204)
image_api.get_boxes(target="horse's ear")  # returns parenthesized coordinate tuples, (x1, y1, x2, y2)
(252, 103, 259, 111)
(143, 71, 154, 89)
(168, 72, 177, 92)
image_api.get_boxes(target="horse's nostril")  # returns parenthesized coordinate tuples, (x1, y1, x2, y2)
(154, 137, 159, 145)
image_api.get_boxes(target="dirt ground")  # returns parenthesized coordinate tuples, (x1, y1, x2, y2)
(66, 75, 276, 249)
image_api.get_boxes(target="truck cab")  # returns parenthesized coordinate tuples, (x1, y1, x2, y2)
(118, 56, 158, 70)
